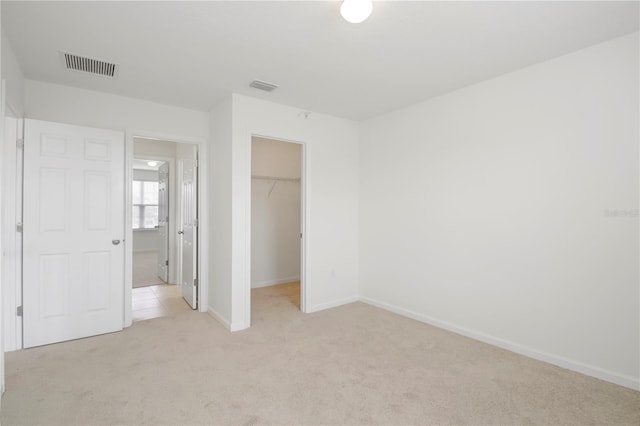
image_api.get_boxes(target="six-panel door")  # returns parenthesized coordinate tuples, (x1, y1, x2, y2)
(157, 162, 169, 283)
(181, 156, 197, 309)
(23, 119, 125, 348)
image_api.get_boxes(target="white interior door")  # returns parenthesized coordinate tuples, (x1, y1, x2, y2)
(180, 156, 197, 309)
(23, 119, 124, 348)
(157, 162, 169, 282)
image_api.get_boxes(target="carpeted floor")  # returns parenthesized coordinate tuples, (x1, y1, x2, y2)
(1, 282, 638, 425)
(133, 251, 165, 288)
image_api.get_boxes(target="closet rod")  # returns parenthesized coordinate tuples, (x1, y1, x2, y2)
(251, 175, 300, 182)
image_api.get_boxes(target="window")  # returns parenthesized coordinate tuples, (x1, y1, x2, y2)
(132, 180, 159, 229)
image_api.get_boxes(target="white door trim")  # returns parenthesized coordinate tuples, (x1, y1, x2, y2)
(124, 130, 208, 327)
(1, 107, 23, 352)
(246, 134, 308, 329)
(1, 79, 6, 398)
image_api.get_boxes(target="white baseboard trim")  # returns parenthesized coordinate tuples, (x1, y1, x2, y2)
(251, 276, 300, 289)
(306, 296, 359, 313)
(230, 321, 249, 332)
(207, 306, 231, 331)
(132, 249, 158, 254)
(208, 306, 248, 332)
(360, 296, 640, 391)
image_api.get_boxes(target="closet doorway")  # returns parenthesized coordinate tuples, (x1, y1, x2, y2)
(250, 136, 304, 323)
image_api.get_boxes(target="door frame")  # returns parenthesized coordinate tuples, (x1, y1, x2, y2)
(1, 79, 6, 397)
(247, 134, 308, 323)
(1, 102, 23, 352)
(124, 130, 208, 327)
(131, 154, 176, 284)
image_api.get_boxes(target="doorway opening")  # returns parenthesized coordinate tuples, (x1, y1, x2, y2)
(130, 137, 199, 322)
(132, 156, 168, 289)
(250, 136, 304, 323)
(3, 123, 208, 350)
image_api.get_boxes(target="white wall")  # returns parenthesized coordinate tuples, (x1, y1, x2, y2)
(251, 138, 301, 288)
(132, 169, 159, 253)
(132, 231, 157, 253)
(1, 30, 24, 116)
(208, 97, 233, 324)
(24, 80, 209, 139)
(1, 28, 25, 357)
(359, 33, 639, 389)
(134, 139, 177, 159)
(230, 94, 360, 329)
(252, 136, 302, 178)
(133, 169, 158, 181)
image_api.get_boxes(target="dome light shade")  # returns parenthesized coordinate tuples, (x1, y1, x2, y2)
(340, 0, 373, 24)
(147, 161, 159, 167)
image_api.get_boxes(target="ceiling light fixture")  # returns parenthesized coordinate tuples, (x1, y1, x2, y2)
(147, 161, 159, 167)
(340, 0, 373, 24)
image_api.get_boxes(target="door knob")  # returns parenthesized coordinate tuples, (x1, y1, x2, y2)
(112, 240, 121, 245)
(178, 231, 184, 235)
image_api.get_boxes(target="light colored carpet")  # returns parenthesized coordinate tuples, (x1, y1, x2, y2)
(1, 282, 638, 425)
(133, 251, 165, 288)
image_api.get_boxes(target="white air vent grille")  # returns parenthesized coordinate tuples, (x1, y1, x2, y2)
(62, 53, 118, 78)
(249, 80, 278, 92)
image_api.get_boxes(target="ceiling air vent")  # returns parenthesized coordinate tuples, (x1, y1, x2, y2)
(249, 80, 278, 92)
(62, 52, 119, 78)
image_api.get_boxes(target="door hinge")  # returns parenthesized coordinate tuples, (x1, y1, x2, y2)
(16, 138, 24, 149)
(16, 306, 23, 317)
(194, 278, 198, 287)
(165, 260, 169, 266)
(194, 218, 199, 227)
(16, 222, 23, 233)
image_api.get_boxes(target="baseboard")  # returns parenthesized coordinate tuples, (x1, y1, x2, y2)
(359, 296, 640, 391)
(251, 276, 300, 289)
(229, 321, 249, 332)
(132, 249, 158, 254)
(306, 296, 359, 313)
(207, 306, 231, 330)
(207, 306, 249, 332)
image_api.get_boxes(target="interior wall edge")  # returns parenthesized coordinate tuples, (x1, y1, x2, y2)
(208, 302, 246, 331)
(206, 306, 231, 331)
